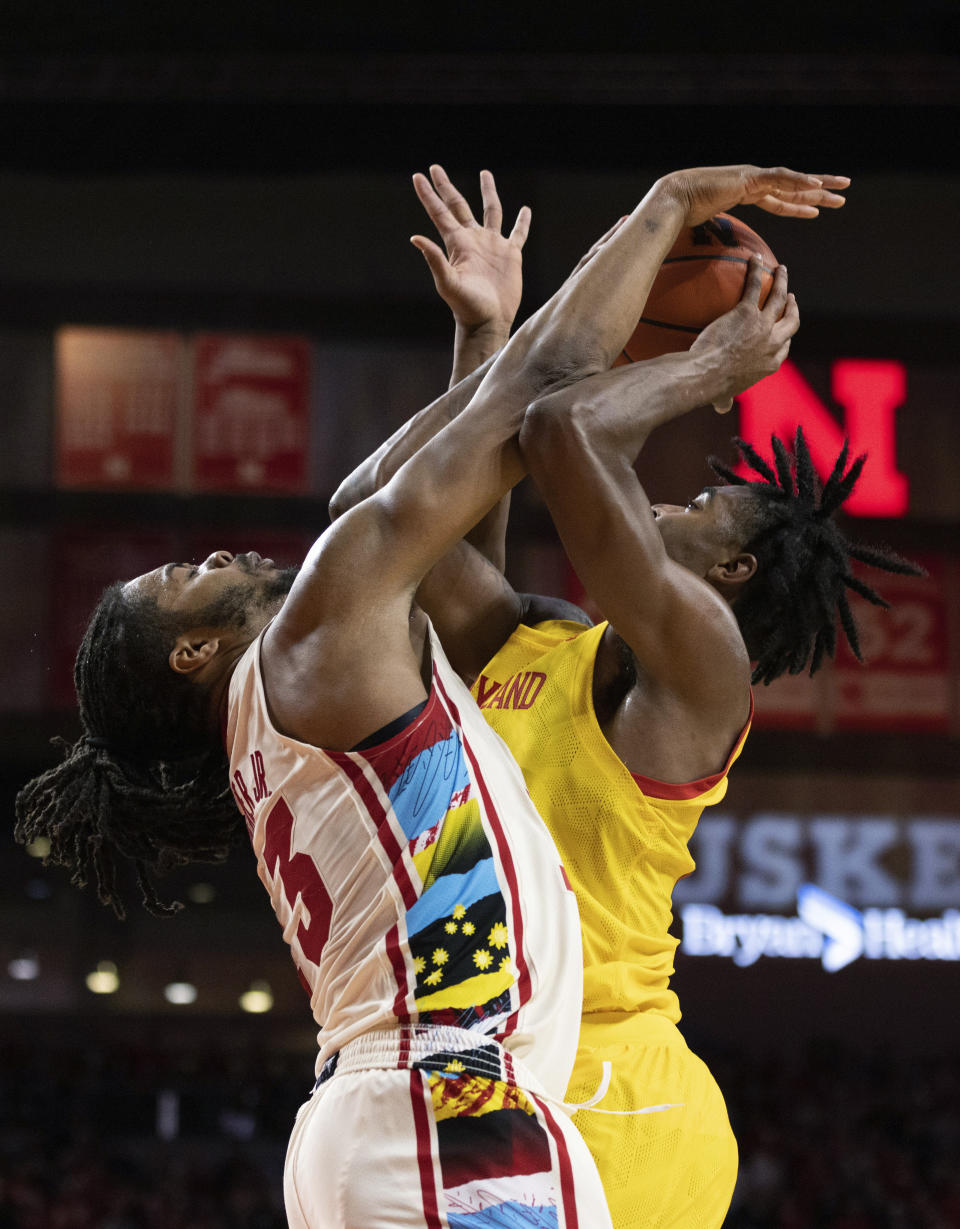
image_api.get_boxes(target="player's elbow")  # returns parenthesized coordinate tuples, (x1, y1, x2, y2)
(329, 466, 378, 523)
(328, 484, 347, 523)
(519, 393, 594, 471)
(518, 332, 609, 398)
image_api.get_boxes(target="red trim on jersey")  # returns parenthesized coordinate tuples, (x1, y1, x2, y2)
(384, 924, 412, 1020)
(325, 750, 414, 1016)
(630, 690, 754, 801)
(432, 667, 531, 1041)
(410, 1070, 444, 1229)
(326, 751, 419, 911)
(357, 689, 454, 795)
(534, 1094, 579, 1229)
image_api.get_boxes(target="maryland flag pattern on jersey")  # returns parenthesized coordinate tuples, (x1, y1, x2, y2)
(416, 1045, 563, 1228)
(347, 692, 518, 1033)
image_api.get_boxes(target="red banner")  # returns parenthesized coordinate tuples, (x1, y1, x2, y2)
(751, 671, 824, 731)
(55, 328, 185, 490)
(565, 551, 953, 734)
(832, 556, 952, 732)
(191, 335, 312, 494)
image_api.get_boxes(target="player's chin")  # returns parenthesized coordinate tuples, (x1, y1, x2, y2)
(264, 566, 300, 600)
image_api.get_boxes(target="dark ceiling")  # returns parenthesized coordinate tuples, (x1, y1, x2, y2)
(0, 2, 957, 175)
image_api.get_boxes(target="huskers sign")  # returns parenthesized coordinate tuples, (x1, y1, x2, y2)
(675, 814, 960, 971)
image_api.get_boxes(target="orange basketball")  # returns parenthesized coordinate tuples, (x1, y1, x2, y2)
(615, 213, 777, 365)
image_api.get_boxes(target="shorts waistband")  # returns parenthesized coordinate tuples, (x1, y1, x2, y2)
(313, 1026, 515, 1092)
(309, 1027, 682, 1119)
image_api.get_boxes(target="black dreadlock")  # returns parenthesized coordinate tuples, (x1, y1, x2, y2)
(14, 582, 245, 919)
(709, 427, 924, 686)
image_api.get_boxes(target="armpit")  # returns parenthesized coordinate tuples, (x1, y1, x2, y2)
(593, 625, 638, 726)
(518, 592, 594, 628)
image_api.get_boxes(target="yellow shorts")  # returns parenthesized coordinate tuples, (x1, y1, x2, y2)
(568, 1013, 737, 1229)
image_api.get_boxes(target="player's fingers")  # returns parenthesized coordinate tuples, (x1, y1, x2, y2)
(509, 204, 532, 249)
(810, 174, 852, 190)
(777, 291, 800, 335)
(410, 235, 452, 285)
(740, 252, 765, 306)
(770, 299, 800, 351)
(750, 166, 825, 194)
(479, 169, 503, 231)
(811, 188, 847, 208)
(772, 186, 847, 210)
(412, 173, 461, 241)
(429, 164, 477, 227)
(761, 263, 789, 318)
(754, 195, 820, 219)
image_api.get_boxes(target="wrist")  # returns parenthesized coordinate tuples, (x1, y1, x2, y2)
(648, 173, 692, 222)
(685, 340, 734, 402)
(454, 318, 512, 357)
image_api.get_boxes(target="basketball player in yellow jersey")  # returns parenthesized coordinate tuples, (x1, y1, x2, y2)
(334, 163, 929, 1227)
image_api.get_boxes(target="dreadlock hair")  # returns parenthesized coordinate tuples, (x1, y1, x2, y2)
(709, 426, 924, 686)
(14, 582, 246, 919)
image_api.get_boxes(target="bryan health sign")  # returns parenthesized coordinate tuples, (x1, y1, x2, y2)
(676, 815, 960, 972)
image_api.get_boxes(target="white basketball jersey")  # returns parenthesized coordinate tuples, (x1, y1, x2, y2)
(225, 621, 583, 1099)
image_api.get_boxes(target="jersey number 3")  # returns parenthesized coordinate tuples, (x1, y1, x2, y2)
(263, 798, 334, 969)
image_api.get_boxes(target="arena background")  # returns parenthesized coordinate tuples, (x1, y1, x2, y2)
(1, 4, 959, 1226)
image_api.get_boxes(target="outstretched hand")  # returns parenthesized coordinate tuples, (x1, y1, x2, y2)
(411, 165, 531, 332)
(691, 255, 800, 412)
(663, 164, 850, 227)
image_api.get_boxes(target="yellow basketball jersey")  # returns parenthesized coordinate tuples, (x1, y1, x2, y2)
(471, 618, 750, 1023)
(472, 618, 750, 1227)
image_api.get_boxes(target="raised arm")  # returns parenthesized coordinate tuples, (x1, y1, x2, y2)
(328, 183, 632, 678)
(412, 164, 530, 387)
(331, 161, 846, 518)
(329, 166, 528, 528)
(411, 165, 531, 571)
(412, 167, 847, 677)
(333, 163, 847, 522)
(328, 359, 495, 522)
(518, 258, 800, 720)
(265, 166, 844, 746)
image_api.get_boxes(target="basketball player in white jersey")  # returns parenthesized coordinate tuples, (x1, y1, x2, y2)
(17, 161, 835, 1229)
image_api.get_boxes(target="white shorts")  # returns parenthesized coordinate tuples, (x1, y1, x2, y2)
(283, 1025, 613, 1229)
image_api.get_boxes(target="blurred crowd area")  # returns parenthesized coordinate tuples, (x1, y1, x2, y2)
(1, 1035, 958, 1227)
(721, 1042, 960, 1228)
(0, 1038, 304, 1229)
